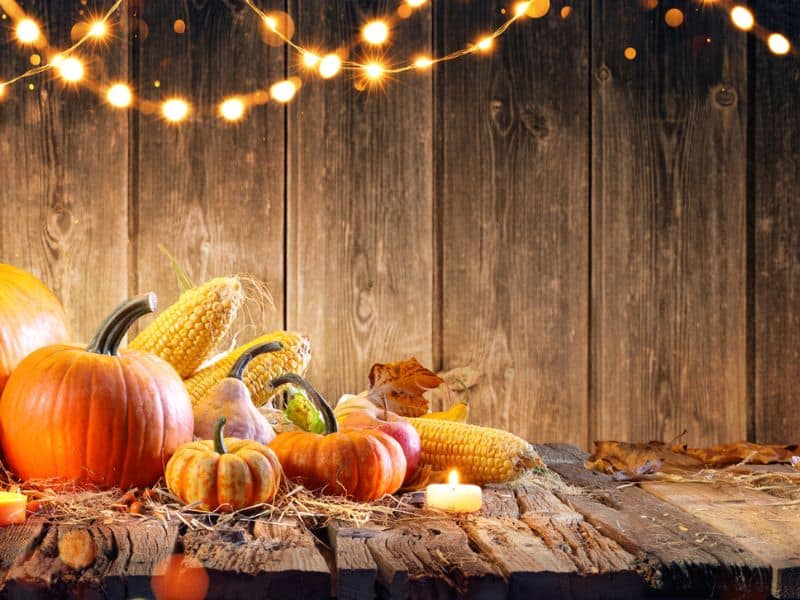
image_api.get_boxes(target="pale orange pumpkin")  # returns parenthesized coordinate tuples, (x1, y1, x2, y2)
(269, 374, 406, 501)
(0, 264, 71, 396)
(0, 293, 194, 489)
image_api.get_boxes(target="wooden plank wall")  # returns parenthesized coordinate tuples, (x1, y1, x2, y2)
(0, 0, 798, 448)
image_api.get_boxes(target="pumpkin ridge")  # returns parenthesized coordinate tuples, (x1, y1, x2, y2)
(50, 351, 84, 482)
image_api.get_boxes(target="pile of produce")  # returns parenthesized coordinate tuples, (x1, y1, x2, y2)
(0, 262, 546, 518)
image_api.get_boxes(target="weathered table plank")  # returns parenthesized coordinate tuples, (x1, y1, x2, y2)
(538, 444, 771, 597)
(180, 519, 330, 600)
(328, 520, 379, 600)
(644, 481, 800, 599)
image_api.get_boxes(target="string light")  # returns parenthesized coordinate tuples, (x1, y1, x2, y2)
(88, 20, 108, 38)
(767, 33, 791, 55)
(476, 36, 494, 52)
(405, 0, 427, 6)
(162, 98, 190, 123)
(15, 18, 40, 44)
(106, 83, 132, 107)
(263, 15, 278, 31)
(362, 20, 389, 45)
(219, 97, 245, 121)
(0, 83, 6, 100)
(318, 54, 342, 78)
(414, 56, 433, 69)
(270, 79, 298, 103)
(729, 6, 754, 31)
(514, 2, 531, 18)
(363, 61, 385, 81)
(57, 56, 84, 82)
(302, 51, 320, 68)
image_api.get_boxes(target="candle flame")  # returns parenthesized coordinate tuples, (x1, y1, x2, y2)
(448, 469, 459, 486)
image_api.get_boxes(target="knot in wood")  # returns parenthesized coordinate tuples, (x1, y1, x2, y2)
(489, 98, 513, 136)
(519, 104, 550, 139)
(712, 84, 738, 108)
(596, 66, 611, 83)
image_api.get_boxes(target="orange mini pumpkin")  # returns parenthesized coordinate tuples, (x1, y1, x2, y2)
(0, 264, 71, 396)
(0, 293, 194, 489)
(269, 374, 406, 501)
(166, 417, 283, 511)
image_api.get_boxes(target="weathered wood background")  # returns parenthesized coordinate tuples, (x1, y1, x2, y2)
(0, 0, 797, 448)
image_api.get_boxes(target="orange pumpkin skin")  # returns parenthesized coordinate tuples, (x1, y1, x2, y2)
(0, 264, 70, 395)
(0, 294, 193, 489)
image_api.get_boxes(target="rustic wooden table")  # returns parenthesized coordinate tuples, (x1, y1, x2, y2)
(1, 444, 797, 599)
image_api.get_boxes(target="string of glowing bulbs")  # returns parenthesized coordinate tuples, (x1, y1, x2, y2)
(0, 0, 534, 122)
(0, 0, 795, 124)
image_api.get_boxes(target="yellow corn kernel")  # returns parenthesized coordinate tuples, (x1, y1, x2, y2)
(129, 277, 244, 378)
(184, 331, 311, 406)
(407, 418, 544, 485)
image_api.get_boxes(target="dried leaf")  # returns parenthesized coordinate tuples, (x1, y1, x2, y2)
(586, 439, 800, 479)
(367, 358, 444, 417)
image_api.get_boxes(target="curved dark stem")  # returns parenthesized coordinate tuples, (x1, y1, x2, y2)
(269, 373, 338, 434)
(87, 293, 157, 356)
(227, 341, 284, 380)
(214, 417, 228, 454)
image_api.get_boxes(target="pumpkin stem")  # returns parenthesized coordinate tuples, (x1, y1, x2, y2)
(87, 293, 157, 356)
(214, 417, 228, 454)
(227, 342, 284, 380)
(269, 374, 338, 434)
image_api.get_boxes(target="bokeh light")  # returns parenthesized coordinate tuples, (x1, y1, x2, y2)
(15, 19, 40, 44)
(57, 57, 84, 82)
(162, 98, 190, 122)
(106, 83, 132, 107)
(151, 554, 209, 600)
(767, 33, 790, 55)
(260, 11, 295, 47)
(664, 8, 684, 28)
(219, 97, 245, 121)
(319, 54, 341, 78)
(729, 6, 754, 31)
(270, 79, 298, 103)
(524, 0, 550, 18)
(362, 20, 389, 45)
(624, 47, 637, 60)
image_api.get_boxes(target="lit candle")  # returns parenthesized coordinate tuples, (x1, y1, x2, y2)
(425, 470, 482, 513)
(0, 491, 27, 526)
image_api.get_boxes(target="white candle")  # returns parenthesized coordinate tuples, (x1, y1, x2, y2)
(425, 470, 482, 513)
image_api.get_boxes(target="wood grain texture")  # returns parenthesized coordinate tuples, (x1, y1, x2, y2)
(644, 480, 800, 599)
(753, 1, 800, 444)
(287, 0, 434, 400)
(132, 0, 285, 337)
(0, 1, 128, 341)
(591, 1, 748, 446)
(438, 1, 589, 445)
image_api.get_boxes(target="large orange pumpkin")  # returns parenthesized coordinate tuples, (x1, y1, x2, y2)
(0, 264, 71, 395)
(0, 293, 194, 489)
(268, 374, 406, 501)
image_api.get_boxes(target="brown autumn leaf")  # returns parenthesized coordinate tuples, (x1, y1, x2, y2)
(586, 439, 800, 479)
(367, 358, 444, 417)
(673, 442, 799, 466)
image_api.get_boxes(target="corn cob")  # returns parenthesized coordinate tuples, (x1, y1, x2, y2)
(407, 418, 545, 485)
(184, 331, 311, 407)
(129, 277, 244, 378)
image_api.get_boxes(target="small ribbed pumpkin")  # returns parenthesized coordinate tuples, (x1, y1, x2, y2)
(269, 375, 406, 501)
(192, 342, 281, 444)
(0, 264, 71, 396)
(165, 417, 283, 511)
(0, 293, 193, 489)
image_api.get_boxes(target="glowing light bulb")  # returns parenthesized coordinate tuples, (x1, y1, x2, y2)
(0, 83, 6, 100)
(162, 98, 189, 122)
(362, 20, 389, 45)
(15, 18, 40, 44)
(363, 62, 385, 80)
(406, 0, 427, 6)
(302, 51, 320, 68)
(318, 54, 341, 78)
(106, 83, 132, 107)
(263, 15, 278, 31)
(219, 97, 245, 121)
(414, 56, 433, 69)
(88, 20, 107, 38)
(767, 33, 791, 55)
(514, 2, 531, 17)
(476, 36, 494, 52)
(58, 57, 84, 82)
(729, 6, 754, 31)
(270, 79, 297, 103)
